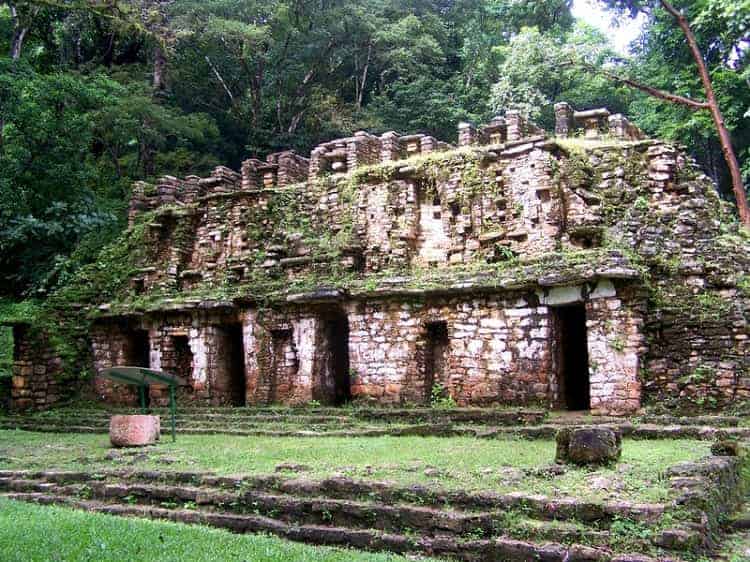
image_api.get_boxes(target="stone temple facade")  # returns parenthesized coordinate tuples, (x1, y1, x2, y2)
(8, 104, 750, 415)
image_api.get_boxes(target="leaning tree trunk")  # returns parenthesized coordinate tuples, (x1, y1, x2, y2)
(9, 4, 28, 60)
(660, 0, 749, 226)
(11, 27, 27, 60)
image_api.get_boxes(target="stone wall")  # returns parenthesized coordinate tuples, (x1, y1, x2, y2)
(554, 103, 646, 141)
(10, 104, 750, 414)
(9, 325, 67, 411)
(346, 294, 554, 406)
(566, 139, 749, 412)
(84, 277, 644, 414)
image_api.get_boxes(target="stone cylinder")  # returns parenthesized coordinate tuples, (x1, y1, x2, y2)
(109, 414, 161, 447)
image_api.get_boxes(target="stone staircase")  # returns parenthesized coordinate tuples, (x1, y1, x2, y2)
(1, 407, 748, 441)
(0, 468, 700, 562)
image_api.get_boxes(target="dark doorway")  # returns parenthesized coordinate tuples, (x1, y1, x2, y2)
(323, 311, 351, 405)
(269, 329, 294, 403)
(172, 335, 194, 380)
(222, 324, 246, 406)
(424, 321, 449, 402)
(125, 330, 150, 368)
(554, 305, 591, 411)
(122, 329, 150, 407)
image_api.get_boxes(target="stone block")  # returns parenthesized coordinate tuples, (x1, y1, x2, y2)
(109, 415, 161, 447)
(711, 439, 741, 457)
(556, 427, 622, 466)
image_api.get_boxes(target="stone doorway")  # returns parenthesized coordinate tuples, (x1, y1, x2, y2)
(423, 321, 449, 402)
(269, 328, 295, 403)
(553, 305, 591, 411)
(316, 310, 351, 406)
(124, 330, 150, 369)
(171, 335, 194, 381)
(216, 324, 246, 406)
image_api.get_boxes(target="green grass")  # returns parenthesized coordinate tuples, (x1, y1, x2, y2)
(0, 430, 710, 502)
(0, 497, 437, 562)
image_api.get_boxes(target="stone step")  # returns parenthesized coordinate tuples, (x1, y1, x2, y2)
(638, 415, 742, 428)
(0, 490, 668, 562)
(34, 406, 544, 417)
(4, 418, 749, 441)
(0, 469, 710, 557)
(0, 477, 555, 540)
(28, 413, 359, 423)
(8, 408, 549, 426)
(0, 470, 668, 525)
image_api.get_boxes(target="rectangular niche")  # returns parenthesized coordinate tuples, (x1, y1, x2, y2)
(423, 321, 449, 402)
(268, 328, 297, 404)
(171, 334, 194, 381)
(416, 182, 450, 266)
(123, 329, 150, 368)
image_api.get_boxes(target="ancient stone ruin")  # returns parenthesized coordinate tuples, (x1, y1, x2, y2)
(7, 103, 750, 415)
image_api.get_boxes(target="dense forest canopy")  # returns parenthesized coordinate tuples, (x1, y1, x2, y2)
(0, 0, 748, 298)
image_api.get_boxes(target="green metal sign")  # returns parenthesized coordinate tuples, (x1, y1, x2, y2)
(99, 367, 185, 442)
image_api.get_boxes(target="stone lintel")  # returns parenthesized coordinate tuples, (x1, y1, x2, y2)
(574, 108, 611, 119)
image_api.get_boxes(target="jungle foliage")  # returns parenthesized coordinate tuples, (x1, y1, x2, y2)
(0, 0, 748, 297)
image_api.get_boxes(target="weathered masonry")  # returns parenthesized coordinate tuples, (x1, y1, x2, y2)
(8, 104, 750, 415)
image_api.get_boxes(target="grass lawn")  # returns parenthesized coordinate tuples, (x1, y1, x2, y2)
(0, 497, 438, 562)
(0, 429, 710, 502)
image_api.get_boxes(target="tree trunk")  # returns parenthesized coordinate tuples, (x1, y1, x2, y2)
(153, 44, 167, 92)
(9, 4, 28, 60)
(11, 27, 27, 60)
(357, 42, 372, 109)
(661, 0, 749, 226)
(205, 55, 235, 104)
(102, 31, 115, 67)
(250, 58, 265, 128)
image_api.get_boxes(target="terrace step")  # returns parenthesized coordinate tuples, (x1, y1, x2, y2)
(4, 417, 750, 441)
(4, 477, 591, 541)
(0, 469, 668, 525)
(0, 469, 703, 560)
(0, 470, 677, 562)
(25, 407, 548, 425)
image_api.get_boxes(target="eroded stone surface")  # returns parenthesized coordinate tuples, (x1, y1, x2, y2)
(556, 427, 622, 466)
(109, 415, 160, 448)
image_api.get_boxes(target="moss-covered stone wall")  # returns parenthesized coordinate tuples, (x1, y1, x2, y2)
(7, 109, 749, 414)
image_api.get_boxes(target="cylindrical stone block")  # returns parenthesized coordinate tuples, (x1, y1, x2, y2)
(109, 414, 161, 447)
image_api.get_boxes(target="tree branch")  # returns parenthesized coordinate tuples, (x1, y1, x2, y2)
(657, 0, 750, 225)
(578, 62, 710, 111)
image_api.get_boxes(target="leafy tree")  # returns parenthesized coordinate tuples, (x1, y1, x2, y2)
(489, 24, 632, 128)
(592, 0, 749, 225)
(0, 59, 219, 296)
